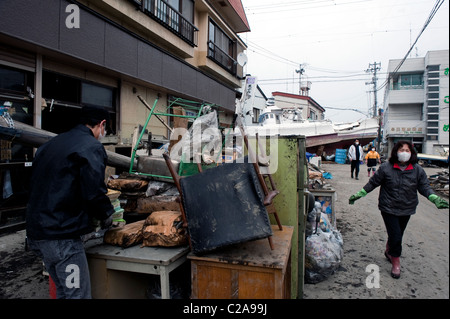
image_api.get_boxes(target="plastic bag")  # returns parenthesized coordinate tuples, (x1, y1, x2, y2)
(169, 111, 221, 163)
(305, 227, 344, 284)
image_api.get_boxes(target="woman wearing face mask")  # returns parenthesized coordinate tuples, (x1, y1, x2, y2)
(348, 140, 448, 279)
(364, 147, 381, 177)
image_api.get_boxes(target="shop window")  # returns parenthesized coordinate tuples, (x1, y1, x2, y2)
(0, 66, 27, 93)
(42, 71, 80, 104)
(0, 65, 34, 161)
(82, 82, 114, 109)
(42, 71, 116, 135)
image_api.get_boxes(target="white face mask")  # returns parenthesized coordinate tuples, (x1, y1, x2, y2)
(397, 152, 411, 163)
(98, 123, 106, 141)
(355, 142, 359, 145)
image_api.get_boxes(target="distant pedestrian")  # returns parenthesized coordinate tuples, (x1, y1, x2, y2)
(348, 139, 364, 180)
(364, 147, 381, 177)
(348, 140, 449, 279)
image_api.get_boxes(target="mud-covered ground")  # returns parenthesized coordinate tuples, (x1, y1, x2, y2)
(0, 163, 448, 300)
(303, 163, 449, 299)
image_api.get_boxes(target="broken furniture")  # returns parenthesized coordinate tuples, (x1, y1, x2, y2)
(129, 96, 219, 181)
(189, 225, 293, 299)
(86, 239, 189, 299)
(163, 153, 275, 254)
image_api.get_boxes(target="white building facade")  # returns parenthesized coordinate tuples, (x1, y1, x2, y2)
(383, 50, 449, 156)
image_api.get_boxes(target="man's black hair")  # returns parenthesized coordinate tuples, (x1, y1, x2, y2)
(80, 106, 110, 127)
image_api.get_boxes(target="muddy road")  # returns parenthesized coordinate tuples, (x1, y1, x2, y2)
(0, 163, 448, 299)
(303, 163, 449, 299)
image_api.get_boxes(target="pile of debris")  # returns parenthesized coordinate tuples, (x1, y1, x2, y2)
(428, 169, 449, 198)
(308, 163, 333, 190)
(107, 174, 180, 218)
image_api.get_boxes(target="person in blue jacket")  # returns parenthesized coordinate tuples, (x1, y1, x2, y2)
(26, 106, 114, 298)
(349, 140, 448, 279)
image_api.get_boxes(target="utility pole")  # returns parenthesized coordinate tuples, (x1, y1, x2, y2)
(365, 62, 382, 151)
(295, 64, 305, 95)
(365, 62, 381, 117)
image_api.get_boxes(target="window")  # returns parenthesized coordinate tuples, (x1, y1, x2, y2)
(43, 71, 80, 104)
(82, 82, 114, 109)
(393, 73, 423, 89)
(42, 71, 116, 134)
(0, 67, 25, 93)
(428, 79, 439, 85)
(427, 107, 439, 113)
(138, 0, 197, 45)
(400, 74, 423, 87)
(427, 65, 440, 72)
(428, 93, 439, 99)
(427, 114, 439, 120)
(427, 100, 439, 106)
(427, 128, 438, 134)
(208, 19, 236, 75)
(181, 0, 194, 23)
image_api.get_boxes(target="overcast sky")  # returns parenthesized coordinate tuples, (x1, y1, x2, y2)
(240, 0, 449, 123)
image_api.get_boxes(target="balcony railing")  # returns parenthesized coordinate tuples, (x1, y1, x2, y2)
(130, 0, 198, 46)
(207, 41, 237, 75)
(392, 83, 424, 90)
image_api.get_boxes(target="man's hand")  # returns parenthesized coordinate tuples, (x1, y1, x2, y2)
(428, 194, 449, 209)
(100, 215, 113, 229)
(349, 189, 367, 205)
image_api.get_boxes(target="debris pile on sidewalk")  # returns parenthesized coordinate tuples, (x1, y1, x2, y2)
(428, 169, 449, 198)
(308, 162, 333, 190)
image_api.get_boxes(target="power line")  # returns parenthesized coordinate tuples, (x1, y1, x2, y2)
(376, 0, 445, 92)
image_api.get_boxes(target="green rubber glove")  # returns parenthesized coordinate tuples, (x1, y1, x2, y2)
(349, 189, 367, 205)
(428, 194, 449, 209)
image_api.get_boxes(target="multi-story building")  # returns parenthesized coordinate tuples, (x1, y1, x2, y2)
(382, 50, 449, 156)
(0, 0, 249, 143)
(272, 91, 326, 121)
(0, 0, 250, 227)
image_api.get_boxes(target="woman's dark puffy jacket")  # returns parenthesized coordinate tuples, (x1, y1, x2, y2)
(363, 161, 434, 216)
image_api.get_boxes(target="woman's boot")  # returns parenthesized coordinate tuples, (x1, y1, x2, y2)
(390, 257, 401, 279)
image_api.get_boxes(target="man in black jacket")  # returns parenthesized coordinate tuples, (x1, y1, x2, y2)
(26, 106, 114, 299)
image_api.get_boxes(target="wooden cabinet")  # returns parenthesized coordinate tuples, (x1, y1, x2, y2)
(189, 226, 293, 299)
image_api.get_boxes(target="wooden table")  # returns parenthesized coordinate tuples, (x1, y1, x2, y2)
(188, 225, 293, 299)
(86, 240, 189, 299)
